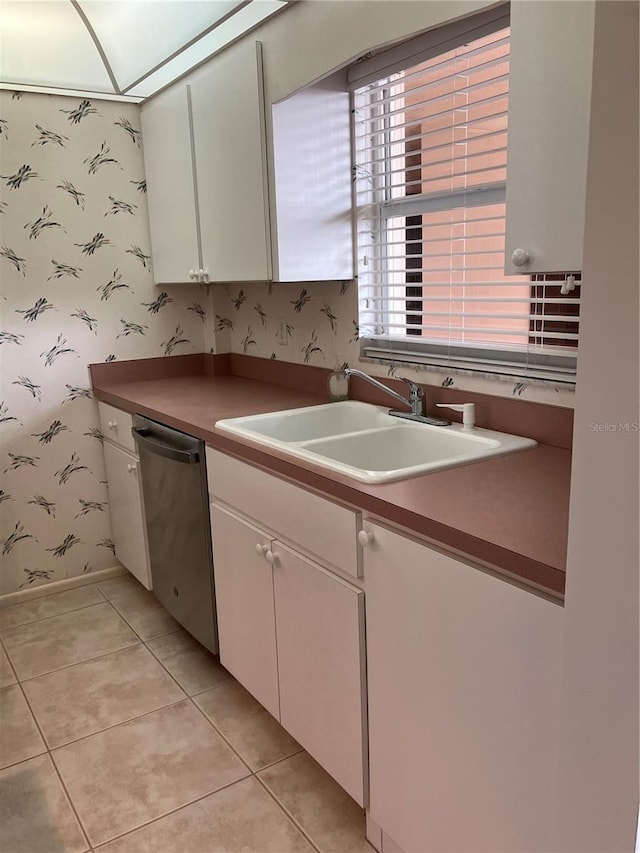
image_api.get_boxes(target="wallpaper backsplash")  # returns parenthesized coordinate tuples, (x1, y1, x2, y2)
(216, 282, 576, 406)
(0, 91, 206, 596)
(213, 280, 361, 370)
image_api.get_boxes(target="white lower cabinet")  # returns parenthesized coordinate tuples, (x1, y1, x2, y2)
(209, 505, 279, 718)
(209, 496, 367, 806)
(207, 448, 565, 845)
(98, 402, 152, 590)
(362, 520, 563, 853)
(273, 542, 367, 806)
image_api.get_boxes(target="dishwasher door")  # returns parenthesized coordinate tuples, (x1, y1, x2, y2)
(132, 416, 217, 653)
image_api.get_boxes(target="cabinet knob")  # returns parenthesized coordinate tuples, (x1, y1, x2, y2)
(189, 269, 197, 280)
(126, 463, 136, 474)
(107, 420, 117, 430)
(511, 248, 531, 268)
(255, 543, 268, 557)
(265, 550, 280, 566)
(199, 269, 209, 283)
(358, 529, 374, 548)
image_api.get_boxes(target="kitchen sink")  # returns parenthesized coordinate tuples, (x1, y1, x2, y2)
(216, 401, 536, 483)
(218, 401, 395, 442)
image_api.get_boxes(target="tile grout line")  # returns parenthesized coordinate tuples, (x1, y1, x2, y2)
(91, 774, 269, 851)
(141, 631, 233, 702)
(3, 581, 175, 684)
(0, 599, 119, 640)
(44, 697, 189, 753)
(0, 598, 109, 635)
(185, 676, 321, 851)
(3, 581, 329, 853)
(2, 631, 94, 853)
(17, 641, 149, 689)
(0, 632, 20, 689)
(98, 592, 183, 645)
(1, 582, 108, 610)
(8, 638, 142, 684)
(183, 690, 254, 775)
(4, 579, 248, 851)
(47, 696, 237, 852)
(254, 773, 324, 853)
(138, 633, 324, 846)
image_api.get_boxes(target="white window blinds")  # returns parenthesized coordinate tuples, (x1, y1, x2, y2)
(350, 8, 580, 383)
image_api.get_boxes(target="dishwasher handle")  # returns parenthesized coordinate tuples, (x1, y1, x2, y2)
(132, 428, 200, 464)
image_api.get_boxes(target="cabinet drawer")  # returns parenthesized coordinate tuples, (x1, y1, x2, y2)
(206, 448, 361, 578)
(98, 403, 136, 454)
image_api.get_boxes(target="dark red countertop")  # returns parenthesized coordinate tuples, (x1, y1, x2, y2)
(90, 354, 572, 599)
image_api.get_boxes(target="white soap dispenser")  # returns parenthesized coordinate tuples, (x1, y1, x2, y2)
(436, 402, 476, 431)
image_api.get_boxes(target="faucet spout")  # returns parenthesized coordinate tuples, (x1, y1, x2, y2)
(342, 368, 424, 416)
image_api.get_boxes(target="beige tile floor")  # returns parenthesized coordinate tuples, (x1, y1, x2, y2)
(0, 573, 373, 853)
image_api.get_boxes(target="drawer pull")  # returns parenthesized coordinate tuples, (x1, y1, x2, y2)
(255, 543, 268, 557)
(358, 530, 374, 548)
(108, 420, 118, 430)
(126, 463, 137, 474)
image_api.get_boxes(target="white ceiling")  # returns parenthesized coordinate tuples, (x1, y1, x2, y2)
(0, 0, 289, 102)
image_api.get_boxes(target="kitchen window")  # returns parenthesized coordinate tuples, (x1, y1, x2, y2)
(349, 5, 580, 383)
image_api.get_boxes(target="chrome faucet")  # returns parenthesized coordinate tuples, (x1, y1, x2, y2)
(341, 368, 450, 425)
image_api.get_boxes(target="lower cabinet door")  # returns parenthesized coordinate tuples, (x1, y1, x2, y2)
(102, 442, 151, 589)
(364, 521, 563, 853)
(273, 542, 368, 806)
(209, 504, 280, 719)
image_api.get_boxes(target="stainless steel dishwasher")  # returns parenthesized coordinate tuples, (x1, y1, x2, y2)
(132, 415, 217, 654)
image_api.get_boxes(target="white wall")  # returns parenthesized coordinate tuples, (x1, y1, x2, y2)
(254, 0, 495, 102)
(555, 3, 639, 850)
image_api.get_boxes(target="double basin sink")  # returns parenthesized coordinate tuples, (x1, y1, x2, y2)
(216, 401, 536, 484)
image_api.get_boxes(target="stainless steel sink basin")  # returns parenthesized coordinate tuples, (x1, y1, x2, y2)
(216, 401, 536, 483)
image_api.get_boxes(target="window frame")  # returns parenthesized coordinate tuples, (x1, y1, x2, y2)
(349, 4, 580, 385)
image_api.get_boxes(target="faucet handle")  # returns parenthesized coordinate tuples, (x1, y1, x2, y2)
(397, 376, 424, 400)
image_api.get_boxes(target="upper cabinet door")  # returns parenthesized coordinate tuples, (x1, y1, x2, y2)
(190, 41, 272, 283)
(505, 1, 595, 274)
(141, 85, 200, 284)
(270, 69, 354, 282)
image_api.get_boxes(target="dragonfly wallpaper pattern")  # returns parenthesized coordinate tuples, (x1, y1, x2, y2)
(0, 91, 207, 596)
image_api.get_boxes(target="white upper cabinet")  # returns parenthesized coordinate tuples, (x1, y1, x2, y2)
(141, 42, 355, 284)
(190, 40, 272, 283)
(141, 40, 271, 284)
(270, 69, 354, 282)
(505, 0, 595, 274)
(141, 84, 200, 284)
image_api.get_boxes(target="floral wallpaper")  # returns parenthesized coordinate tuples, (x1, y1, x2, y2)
(0, 90, 207, 596)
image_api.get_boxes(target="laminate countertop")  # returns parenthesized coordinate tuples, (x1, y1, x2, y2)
(90, 355, 572, 599)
